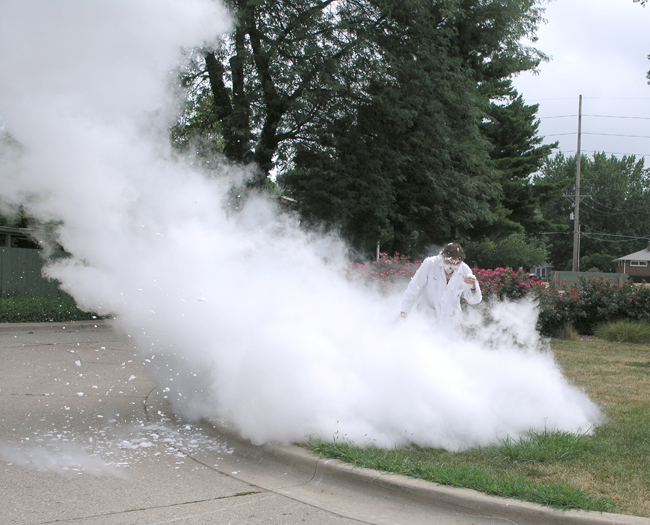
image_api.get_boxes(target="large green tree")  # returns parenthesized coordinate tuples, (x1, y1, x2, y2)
(474, 82, 557, 238)
(464, 235, 547, 269)
(175, 0, 387, 185)
(280, 0, 548, 257)
(280, 0, 506, 255)
(175, 0, 548, 258)
(459, 80, 558, 269)
(537, 152, 650, 271)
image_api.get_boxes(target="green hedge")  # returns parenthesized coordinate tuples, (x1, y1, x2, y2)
(476, 269, 650, 336)
(0, 293, 101, 323)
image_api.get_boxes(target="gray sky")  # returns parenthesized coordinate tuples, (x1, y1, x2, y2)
(512, 0, 650, 163)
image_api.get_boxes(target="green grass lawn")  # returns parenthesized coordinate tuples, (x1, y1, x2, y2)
(0, 294, 101, 323)
(309, 338, 650, 517)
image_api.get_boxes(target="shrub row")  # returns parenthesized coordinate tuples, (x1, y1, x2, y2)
(347, 252, 420, 290)
(0, 293, 100, 323)
(350, 254, 650, 336)
(6, 256, 650, 334)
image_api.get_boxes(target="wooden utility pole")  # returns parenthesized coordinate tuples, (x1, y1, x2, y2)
(572, 95, 583, 272)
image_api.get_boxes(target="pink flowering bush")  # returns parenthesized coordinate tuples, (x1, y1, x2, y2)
(348, 254, 650, 336)
(473, 268, 545, 301)
(570, 277, 650, 335)
(477, 271, 650, 335)
(347, 253, 418, 292)
(529, 277, 649, 335)
(535, 284, 585, 337)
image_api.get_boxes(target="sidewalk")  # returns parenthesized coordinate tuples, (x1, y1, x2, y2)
(1, 320, 647, 524)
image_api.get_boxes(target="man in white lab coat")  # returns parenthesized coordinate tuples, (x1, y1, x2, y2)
(400, 243, 482, 322)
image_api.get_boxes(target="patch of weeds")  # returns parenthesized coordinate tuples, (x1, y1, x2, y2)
(491, 429, 592, 464)
(625, 361, 650, 369)
(556, 322, 579, 341)
(595, 320, 650, 344)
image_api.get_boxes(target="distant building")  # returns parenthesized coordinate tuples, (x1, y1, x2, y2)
(0, 226, 62, 296)
(530, 263, 553, 281)
(278, 195, 297, 207)
(0, 225, 40, 249)
(614, 241, 650, 278)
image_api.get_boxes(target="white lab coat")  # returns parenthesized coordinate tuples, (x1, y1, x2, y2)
(400, 255, 482, 321)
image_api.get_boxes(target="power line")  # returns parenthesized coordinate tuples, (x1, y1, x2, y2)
(581, 232, 650, 240)
(581, 201, 648, 217)
(547, 132, 650, 139)
(581, 203, 624, 217)
(513, 231, 650, 240)
(583, 114, 650, 120)
(562, 149, 650, 157)
(512, 232, 650, 247)
(581, 232, 650, 242)
(583, 132, 650, 139)
(582, 97, 650, 101)
(540, 114, 650, 120)
(511, 232, 570, 236)
(523, 97, 577, 101)
(588, 195, 648, 211)
(525, 97, 650, 102)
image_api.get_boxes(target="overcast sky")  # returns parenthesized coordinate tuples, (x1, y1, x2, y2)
(512, 0, 650, 163)
(1, 1, 647, 165)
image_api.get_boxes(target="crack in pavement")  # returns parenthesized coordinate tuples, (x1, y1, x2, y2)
(36, 490, 269, 524)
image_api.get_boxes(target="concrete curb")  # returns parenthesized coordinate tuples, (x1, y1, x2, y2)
(197, 416, 648, 525)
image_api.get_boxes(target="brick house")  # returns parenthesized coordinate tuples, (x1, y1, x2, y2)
(614, 241, 650, 278)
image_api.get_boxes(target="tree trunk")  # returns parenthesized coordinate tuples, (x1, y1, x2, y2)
(247, 22, 285, 187)
(205, 52, 242, 162)
(229, 25, 253, 163)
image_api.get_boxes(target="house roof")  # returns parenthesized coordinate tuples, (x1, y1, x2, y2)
(0, 226, 32, 234)
(615, 245, 650, 262)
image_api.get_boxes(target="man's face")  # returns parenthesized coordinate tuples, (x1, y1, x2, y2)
(443, 256, 462, 273)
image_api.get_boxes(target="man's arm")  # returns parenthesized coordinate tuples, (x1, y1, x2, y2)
(400, 258, 432, 316)
(462, 274, 482, 305)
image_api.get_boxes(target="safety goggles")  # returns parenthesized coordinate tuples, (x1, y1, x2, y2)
(443, 257, 462, 267)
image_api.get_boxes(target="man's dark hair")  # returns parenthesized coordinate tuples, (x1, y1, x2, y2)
(441, 243, 465, 261)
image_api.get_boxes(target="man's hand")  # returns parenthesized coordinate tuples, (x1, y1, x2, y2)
(463, 276, 477, 290)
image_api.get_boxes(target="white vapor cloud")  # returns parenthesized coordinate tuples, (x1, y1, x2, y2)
(0, 1, 602, 451)
(0, 441, 124, 477)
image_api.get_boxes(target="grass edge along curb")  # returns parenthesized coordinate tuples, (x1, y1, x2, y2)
(0, 293, 105, 323)
(309, 440, 618, 514)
